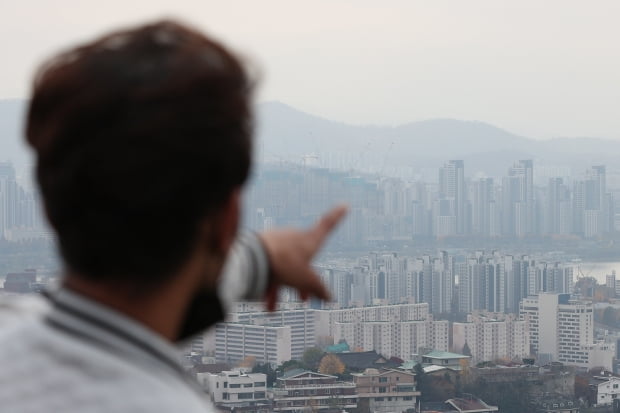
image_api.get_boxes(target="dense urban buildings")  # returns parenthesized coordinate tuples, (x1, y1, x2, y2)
(0, 162, 47, 241)
(215, 302, 448, 363)
(245, 160, 617, 242)
(319, 250, 574, 315)
(3, 154, 620, 411)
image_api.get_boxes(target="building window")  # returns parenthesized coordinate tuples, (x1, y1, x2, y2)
(379, 377, 388, 383)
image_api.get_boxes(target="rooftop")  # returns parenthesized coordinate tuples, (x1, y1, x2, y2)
(424, 351, 470, 360)
(351, 367, 414, 377)
(329, 350, 399, 371)
(278, 369, 336, 380)
(447, 396, 498, 412)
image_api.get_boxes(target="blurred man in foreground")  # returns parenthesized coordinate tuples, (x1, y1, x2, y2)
(0, 20, 346, 412)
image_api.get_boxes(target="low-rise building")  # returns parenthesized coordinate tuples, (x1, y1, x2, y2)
(271, 370, 357, 412)
(352, 368, 420, 413)
(589, 375, 620, 406)
(421, 351, 470, 370)
(204, 370, 270, 411)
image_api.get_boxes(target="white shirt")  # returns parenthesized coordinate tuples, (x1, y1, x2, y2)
(0, 232, 269, 413)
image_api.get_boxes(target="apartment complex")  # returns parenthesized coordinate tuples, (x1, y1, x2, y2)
(452, 312, 529, 363)
(214, 323, 291, 365)
(230, 309, 316, 360)
(317, 303, 449, 361)
(215, 302, 448, 364)
(320, 248, 574, 317)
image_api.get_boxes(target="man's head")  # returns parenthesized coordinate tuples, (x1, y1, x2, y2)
(26, 20, 253, 288)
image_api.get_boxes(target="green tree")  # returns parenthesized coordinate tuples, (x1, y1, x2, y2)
(302, 347, 324, 370)
(462, 342, 472, 357)
(414, 363, 431, 402)
(279, 359, 306, 372)
(251, 363, 277, 387)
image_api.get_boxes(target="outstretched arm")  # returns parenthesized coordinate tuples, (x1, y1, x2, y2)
(217, 205, 347, 311)
(259, 205, 347, 310)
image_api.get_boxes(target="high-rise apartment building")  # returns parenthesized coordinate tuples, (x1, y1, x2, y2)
(452, 312, 529, 364)
(230, 309, 316, 361)
(502, 160, 534, 236)
(316, 303, 449, 361)
(438, 160, 465, 235)
(0, 162, 18, 237)
(546, 177, 572, 235)
(215, 323, 292, 365)
(471, 177, 498, 237)
(520, 293, 593, 367)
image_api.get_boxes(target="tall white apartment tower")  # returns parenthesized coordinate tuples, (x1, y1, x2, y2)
(520, 293, 593, 368)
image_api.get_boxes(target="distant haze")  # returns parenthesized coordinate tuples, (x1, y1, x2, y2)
(3, 99, 620, 182)
(1, 1, 620, 140)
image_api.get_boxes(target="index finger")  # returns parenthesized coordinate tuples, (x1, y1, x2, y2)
(310, 204, 348, 245)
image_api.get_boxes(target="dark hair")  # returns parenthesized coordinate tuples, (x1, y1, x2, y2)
(26, 20, 253, 284)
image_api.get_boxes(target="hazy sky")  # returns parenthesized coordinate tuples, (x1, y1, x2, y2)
(2, 0, 620, 140)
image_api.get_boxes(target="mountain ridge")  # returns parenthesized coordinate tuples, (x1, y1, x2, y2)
(2, 99, 619, 176)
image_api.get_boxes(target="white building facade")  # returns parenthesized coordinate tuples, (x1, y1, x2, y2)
(593, 376, 620, 406)
(453, 312, 529, 363)
(520, 293, 594, 368)
(215, 323, 291, 365)
(203, 370, 268, 407)
(317, 303, 448, 360)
